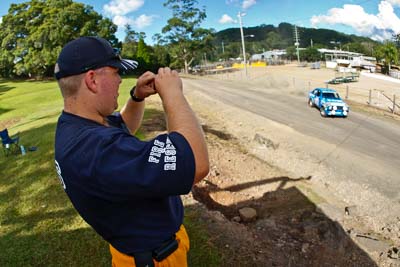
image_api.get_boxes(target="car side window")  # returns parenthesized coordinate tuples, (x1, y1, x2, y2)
(315, 90, 320, 96)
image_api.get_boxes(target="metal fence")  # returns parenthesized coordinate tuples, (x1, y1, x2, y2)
(195, 66, 399, 116)
(290, 77, 399, 115)
(389, 70, 400, 80)
(319, 82, 398, 115)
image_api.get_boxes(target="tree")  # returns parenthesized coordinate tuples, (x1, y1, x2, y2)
(152, 45, 171, 68)
(300, 47, 322, 62)
(375, 41, 399, 73)
(0, 0, 118, 78)
(135, 37, 153, 71)
(161, 0, 214, 73)
(217, 42, 241, 60)
(347, 42, 368, 54)
(122, 25, 139, 60)
(394, 33, 400, 48)
(265, 31, 283, 49)
(285, 46, 297, 61)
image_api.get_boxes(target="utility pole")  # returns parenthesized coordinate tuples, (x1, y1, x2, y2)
(222, 41, 225, 54)
(294, 25, 300, 64)
(238, 11, 248, 78)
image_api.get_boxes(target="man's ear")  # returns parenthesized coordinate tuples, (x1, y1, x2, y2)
(84, 70, 99, 93)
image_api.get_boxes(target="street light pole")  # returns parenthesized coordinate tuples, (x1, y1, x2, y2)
(238, 11, 248, 78)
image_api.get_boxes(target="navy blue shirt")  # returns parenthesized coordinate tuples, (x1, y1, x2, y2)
(54, 111, 195, 254)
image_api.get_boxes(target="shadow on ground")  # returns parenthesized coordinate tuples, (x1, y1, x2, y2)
(191, 177, 378, 266)
(0, 83, 15, 96)
(137, 103, 378, 266)
(139, 108, 166, 135)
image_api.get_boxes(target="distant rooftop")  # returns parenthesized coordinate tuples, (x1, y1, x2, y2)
(317, 49, 362, 57)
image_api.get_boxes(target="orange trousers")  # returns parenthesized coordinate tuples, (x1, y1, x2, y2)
(110, 225, 189, 267)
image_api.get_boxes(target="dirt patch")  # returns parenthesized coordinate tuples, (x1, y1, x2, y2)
(187, 130, 382, 267)
(143, 74, 400, 266)
(0, 117, 22, 130)
(141, 104, 392, 266)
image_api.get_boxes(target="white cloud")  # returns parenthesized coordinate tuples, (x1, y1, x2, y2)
(0, 17, 2, 24)
(132, 14, 156, 29)
(104, 0, 144, 16)
(242, 0, 256, 10)
(112, 15, 133, 27)
(386, 0, 400, 6)
(113, 14, 156, 29)
(103, 0, 155, 31)
(219, 14, 236, 24)
(310, 1, 400, 41)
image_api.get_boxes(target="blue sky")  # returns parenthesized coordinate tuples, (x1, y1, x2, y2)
(1, 0, 400, 44)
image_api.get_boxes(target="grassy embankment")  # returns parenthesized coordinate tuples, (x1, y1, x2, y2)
(0, 77, 221, 266)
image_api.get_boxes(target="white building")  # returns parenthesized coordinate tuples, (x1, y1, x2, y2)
(318, 48, 375, 70)
(250, 50, 286, 61)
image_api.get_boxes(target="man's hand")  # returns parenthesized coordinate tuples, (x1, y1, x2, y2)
(154, 67, 183, 100)
(134, 71, 157, 99)
(120, 71, 155, 134)
(154, 67, 209, 184)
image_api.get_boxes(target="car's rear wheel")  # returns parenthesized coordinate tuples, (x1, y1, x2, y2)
(308, 99, 314, 107)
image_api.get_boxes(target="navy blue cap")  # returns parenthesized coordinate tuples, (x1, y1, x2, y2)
(55, 36, 138, 80)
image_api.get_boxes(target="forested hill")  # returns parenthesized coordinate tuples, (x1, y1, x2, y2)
(215, 22, 376, 49)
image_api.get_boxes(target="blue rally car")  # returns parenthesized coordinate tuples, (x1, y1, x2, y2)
(308, 88, 349, 117)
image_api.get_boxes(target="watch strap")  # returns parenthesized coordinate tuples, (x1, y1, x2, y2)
(130, 86, 144, 102)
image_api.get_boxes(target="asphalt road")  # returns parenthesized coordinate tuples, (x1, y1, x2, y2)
(183, 77, 400, 204)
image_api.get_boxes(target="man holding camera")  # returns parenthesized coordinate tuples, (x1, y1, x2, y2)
(54, 36, 209, 267)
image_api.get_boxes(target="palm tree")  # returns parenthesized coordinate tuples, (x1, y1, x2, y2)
(375, 41, 399, 73)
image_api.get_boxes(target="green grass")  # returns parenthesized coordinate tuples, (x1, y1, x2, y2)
(184, 207, 222, 266)
(0, 77, 221, 266)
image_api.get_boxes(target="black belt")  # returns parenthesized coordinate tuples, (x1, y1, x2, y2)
(131, 236, 179, 267)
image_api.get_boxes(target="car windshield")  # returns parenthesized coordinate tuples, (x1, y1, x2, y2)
(322, 92, 340, 99)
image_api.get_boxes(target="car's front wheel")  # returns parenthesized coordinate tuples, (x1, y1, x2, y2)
(320, 108, 327, 117)
(308, 99, 314, 107)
